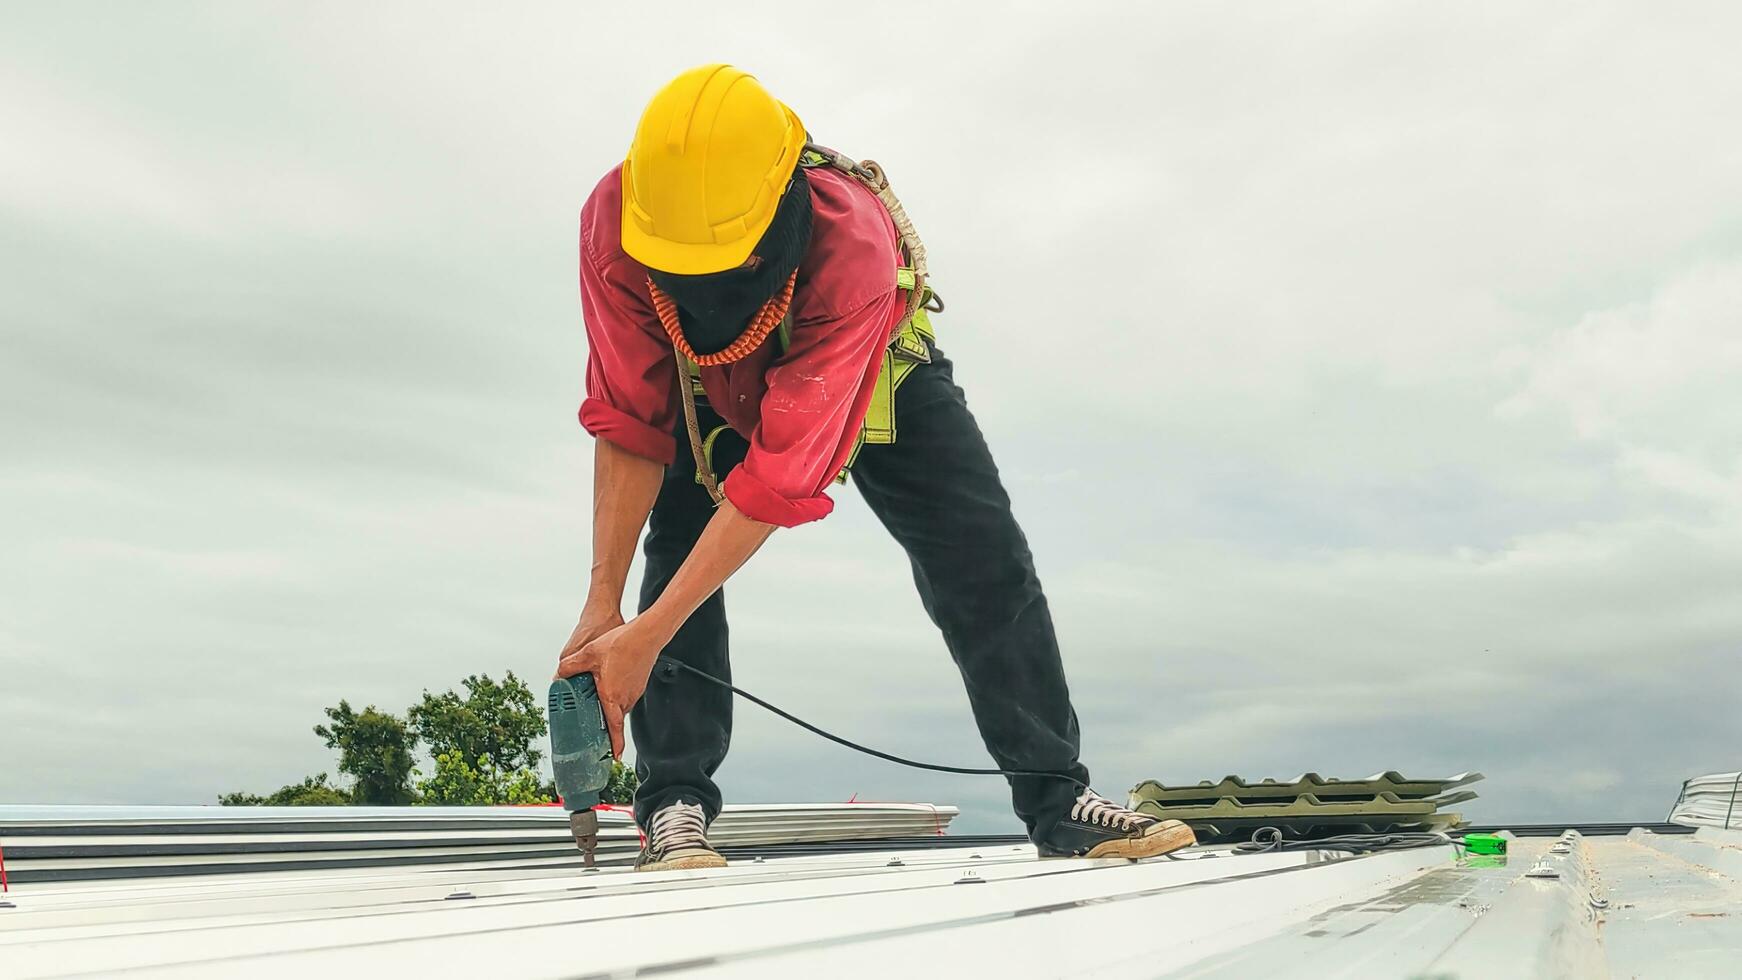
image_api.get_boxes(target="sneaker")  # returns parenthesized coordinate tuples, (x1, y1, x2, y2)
(1035, 789, 1197, 859)
(635, 800, 728, 872)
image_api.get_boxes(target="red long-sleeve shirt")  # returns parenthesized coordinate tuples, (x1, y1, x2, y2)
(578, 164, 903, 527)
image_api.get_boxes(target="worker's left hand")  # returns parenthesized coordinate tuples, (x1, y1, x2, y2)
(554, 619, 662, 760)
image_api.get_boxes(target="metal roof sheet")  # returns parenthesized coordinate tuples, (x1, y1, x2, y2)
(1128, 771, 1479, 844)
(5, 816, 1742, 977)
(1669, 770, 1742, 830)
(1129, 770, 1484, 804)
(0, 804, 955, 885)
(1130, 789, 1469, 820)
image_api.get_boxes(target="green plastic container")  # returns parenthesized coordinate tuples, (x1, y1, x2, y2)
(1464, 832, 1507, 855)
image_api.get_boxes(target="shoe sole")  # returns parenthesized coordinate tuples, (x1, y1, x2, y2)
(636, 852, 728, 872)
(1080, 820, 1197, 860)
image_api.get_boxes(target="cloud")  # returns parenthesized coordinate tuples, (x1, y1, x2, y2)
(2, 2, 1740, 835)
(1500, 259, 1742, 512)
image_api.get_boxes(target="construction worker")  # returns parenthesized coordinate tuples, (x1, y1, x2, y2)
(557, 65, 1195, 871)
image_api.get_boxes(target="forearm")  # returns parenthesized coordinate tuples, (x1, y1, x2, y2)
(585, 438, 664, 612)
(638, 499, 775, 642)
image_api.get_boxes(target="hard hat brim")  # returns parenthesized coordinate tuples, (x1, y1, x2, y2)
(620, 103, 807, 276)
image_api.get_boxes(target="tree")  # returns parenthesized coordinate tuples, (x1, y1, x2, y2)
(408, 672, 547, 773)
(417, 751, 554, 805)
(220, 773, 350, 806)
(314, 701, 418, 804)
(537, 760, 636, 806)
(603, 760, 638, 805)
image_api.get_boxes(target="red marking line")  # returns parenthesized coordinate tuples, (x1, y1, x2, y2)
(593, 803, 646, 846)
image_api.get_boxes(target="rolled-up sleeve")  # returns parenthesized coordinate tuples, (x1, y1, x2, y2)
(722, 287, 901, 527)
(578, 231, 677, 465)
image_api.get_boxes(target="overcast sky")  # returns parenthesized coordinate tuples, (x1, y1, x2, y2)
(3, 2, 1738, 833)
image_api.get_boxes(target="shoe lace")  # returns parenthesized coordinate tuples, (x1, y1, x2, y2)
(647, 801, 709, 855)
(1070, 791, 1152, 831)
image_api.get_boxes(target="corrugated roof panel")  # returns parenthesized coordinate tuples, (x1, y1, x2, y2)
(0, 804, 955, 885)
(6, 807, 1742, 976)
(0, 841, 1400, 978)
(1668, 771, 1742, 830)
(1129, 771, 1484, 805)
(1132, 790, 1441, 821)
(1129, 772, 1478, 844)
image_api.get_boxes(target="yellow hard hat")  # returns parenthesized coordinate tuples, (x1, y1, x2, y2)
(621, 65, 807, 275)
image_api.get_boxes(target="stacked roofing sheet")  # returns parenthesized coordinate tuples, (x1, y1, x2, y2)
(4, 822, 1740, 977)
(0, 803, 955, 885)
(1669, 771, 1742, 830)
(1128, 771, 1480, 843)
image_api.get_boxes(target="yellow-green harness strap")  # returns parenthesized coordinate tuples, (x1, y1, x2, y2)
(838, 304, 935, 480)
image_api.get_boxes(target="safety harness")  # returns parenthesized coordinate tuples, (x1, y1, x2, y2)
(665, 143, 944, 504)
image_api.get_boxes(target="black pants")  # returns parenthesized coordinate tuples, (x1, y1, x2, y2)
(629, 350, 1090, 839)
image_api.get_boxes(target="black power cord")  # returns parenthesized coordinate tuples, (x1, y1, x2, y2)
(662, 659, 1088, 789)
(1231, 826, 1461, 855)
(660, 663, 1461, 858)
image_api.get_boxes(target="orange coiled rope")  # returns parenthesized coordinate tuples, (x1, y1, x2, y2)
(647, 272, 796, 367)
(650, 271, 798, 505)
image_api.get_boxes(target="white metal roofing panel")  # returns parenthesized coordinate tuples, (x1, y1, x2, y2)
(7, 807, 1742, 976)
(0, 803, 958, 885)
(0, 842, 1339, 978)
(1669, 771, 1742, 829)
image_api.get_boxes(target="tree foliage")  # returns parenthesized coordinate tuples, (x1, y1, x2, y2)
(223, 672, 631, 809)
(313, 700, 418, 804)
(417, 751, 553, 805)
(219, 773, 351, 806)
(603, 760, 638, 805)
(408, 672, 547, 773)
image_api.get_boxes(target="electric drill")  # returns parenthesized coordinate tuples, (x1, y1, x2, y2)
(548, 674, 615, 866)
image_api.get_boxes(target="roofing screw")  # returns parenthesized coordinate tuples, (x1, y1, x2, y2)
(955, 871, 985, 885)
(445, 890, 476, 901)
(753, 857, 766, 864)
(1550, 843, 1572, 854)
(969, 853, 982, 860)
(1525, 863, 1561, 879)
(886, 858, 905, 867)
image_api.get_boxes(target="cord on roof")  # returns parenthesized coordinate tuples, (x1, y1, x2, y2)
(1231, 826, 1461, 855)
(662, 660, 1088, 789)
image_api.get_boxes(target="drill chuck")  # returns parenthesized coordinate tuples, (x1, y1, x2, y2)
(568, 809, 600, 867)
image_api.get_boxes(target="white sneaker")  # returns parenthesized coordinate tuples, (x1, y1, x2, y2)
(635, 800, 728, 871)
